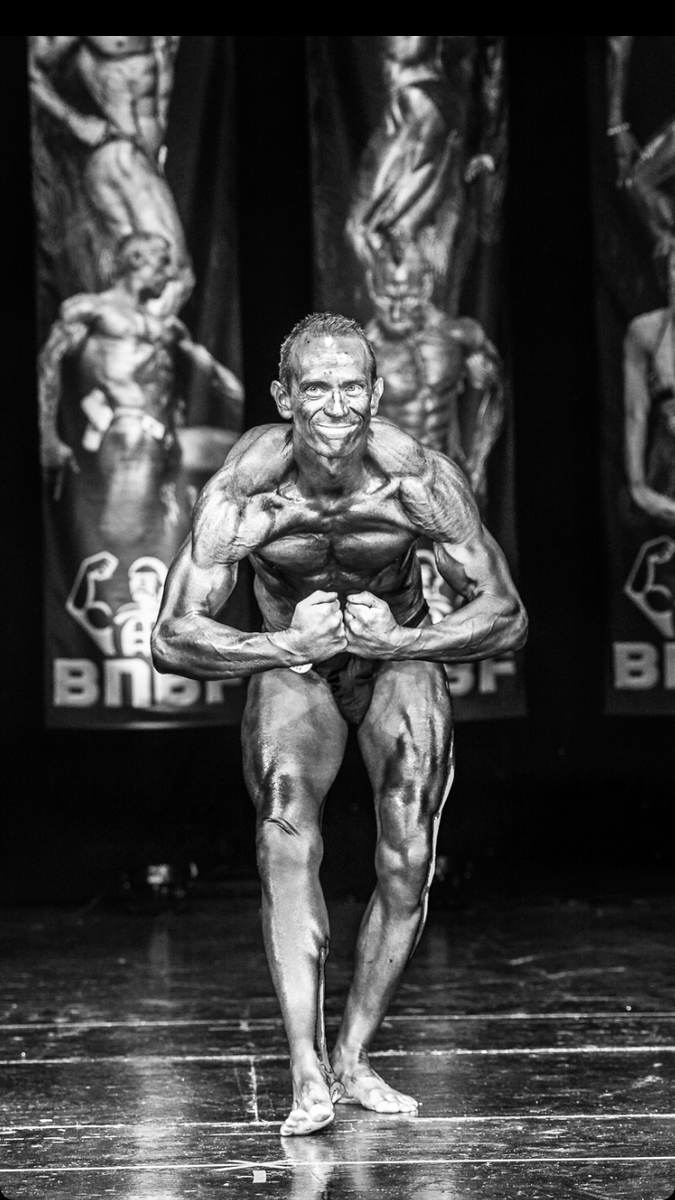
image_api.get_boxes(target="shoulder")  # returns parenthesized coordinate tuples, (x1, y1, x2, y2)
(369, 416, 427, 474)
(197, 424, 290, 508)
(58, 292, 101, 325)
(446, 315, 490, 350)
(369, 419, 479, 542)
(191, 424, 291, 563)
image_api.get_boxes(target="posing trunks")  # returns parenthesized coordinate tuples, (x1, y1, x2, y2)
(311, 601, 430, 726)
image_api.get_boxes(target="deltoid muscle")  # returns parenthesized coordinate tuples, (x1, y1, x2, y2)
(346, 36, 505, 511)
(29, 35, 194, 329)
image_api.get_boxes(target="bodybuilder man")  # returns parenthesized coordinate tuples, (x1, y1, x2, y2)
(152, 312, 527, 1136)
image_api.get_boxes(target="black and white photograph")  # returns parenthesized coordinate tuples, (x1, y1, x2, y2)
(1, 36, 673, 1199)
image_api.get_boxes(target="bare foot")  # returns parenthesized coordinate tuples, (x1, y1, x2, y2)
(280, 1077, 337, 1137)
(332, 1054, 418, 1115)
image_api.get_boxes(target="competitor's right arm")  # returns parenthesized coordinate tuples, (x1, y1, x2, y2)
(151, 460, 348, 679)
(39, 296, 95, 483)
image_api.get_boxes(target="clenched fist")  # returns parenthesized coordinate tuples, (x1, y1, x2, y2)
(285, 591, 348, 664)
(343, 592, 407, 660)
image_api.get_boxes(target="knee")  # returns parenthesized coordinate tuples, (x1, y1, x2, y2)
(375, 828, 434, 912)
(255, 813, 323, 882)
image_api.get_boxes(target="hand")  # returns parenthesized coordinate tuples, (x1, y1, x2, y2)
(465, 153, 495, 183)
(343, 592, 408, 660)
(214, 363, 245, 405)
(465, 351, 496, 390)
(69, 113, 110, 147)
(41, 438, 79, 499)
(286, 591, 347, 663)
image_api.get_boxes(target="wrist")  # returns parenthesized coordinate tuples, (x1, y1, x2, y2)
(387, 623, 423, 660)
(267, 628, 311, 668)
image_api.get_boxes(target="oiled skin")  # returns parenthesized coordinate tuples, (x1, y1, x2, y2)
(152, 332, 527, 1135)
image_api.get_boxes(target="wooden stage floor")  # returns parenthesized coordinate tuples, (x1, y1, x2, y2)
(1, 889, 674, 1198)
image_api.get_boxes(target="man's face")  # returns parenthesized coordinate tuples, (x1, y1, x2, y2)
(368, 265, 432, 338)
(133, 240, 174, 299)
(272, 335, 383, 459)
(129, 567, 162, 606)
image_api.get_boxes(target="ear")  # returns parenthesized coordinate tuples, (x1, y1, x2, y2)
(370, 376, 384, 415)
(271, 380, 292, 420)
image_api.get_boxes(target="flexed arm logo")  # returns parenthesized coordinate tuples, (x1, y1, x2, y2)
(65, 551, 119, 656)
(624, 537, 675, 638)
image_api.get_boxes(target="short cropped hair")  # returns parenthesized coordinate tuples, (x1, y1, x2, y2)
(114, 232, 171, 278)
(278, 312, 377, 390)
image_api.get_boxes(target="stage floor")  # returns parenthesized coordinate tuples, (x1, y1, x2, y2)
(1, 889, 674, 1199)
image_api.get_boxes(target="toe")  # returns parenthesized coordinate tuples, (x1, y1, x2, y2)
(280, 1103, 334, 1137)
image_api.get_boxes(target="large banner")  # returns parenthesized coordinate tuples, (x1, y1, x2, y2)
(589, 37, 675, 713)
(30, 36, 248, 727)
(308, 35, 524, 718)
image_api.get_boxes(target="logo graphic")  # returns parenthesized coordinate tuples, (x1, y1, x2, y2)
(624, 537, 675, 639)
(66, 552, 168, 657)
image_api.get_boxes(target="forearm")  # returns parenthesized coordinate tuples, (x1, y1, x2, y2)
(151, 614, 305, 680)
(607, 37, 632, 125)
(38, 349, 64, 448)
(625, 413, 647, 488)
(387, 594, 527, 663)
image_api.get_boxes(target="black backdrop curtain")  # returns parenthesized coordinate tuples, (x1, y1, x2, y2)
(3, 37, 674, 903)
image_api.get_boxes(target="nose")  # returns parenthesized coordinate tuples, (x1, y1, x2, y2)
(324, 387, 350, 417)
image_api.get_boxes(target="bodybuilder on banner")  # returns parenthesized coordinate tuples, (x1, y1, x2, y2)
(364, 237, 503, 510)
(29, 35, 193, 317)
(346, 35, 504, 314)
(152, 313, 527, 1136)
(39, 232, 242, 545)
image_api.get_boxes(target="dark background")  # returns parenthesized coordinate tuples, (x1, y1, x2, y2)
(2, 37, 672, 906)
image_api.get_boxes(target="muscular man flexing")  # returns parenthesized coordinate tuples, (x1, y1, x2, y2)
(365, 240, 503, 509)
(39, 232, 242, 541)
(152, 312, 527, 1136)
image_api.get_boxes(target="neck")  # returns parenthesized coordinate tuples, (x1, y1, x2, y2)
(292, 431, 369, 497)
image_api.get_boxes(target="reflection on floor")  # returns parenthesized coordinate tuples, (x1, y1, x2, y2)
(1, 891, 674, 1198)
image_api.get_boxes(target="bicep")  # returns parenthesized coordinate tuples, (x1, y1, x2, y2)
(158, 537, 238, 623)
(434, 525, 515, 602)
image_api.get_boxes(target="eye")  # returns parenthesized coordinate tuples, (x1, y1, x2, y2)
(344, 383, 366, 396)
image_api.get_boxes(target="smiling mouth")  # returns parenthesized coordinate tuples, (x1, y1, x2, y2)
(315, 422, 358, 433)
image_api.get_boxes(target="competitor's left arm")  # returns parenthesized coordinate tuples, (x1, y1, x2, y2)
(344, 456, 527, 662)
(175, 324, 244, 431)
